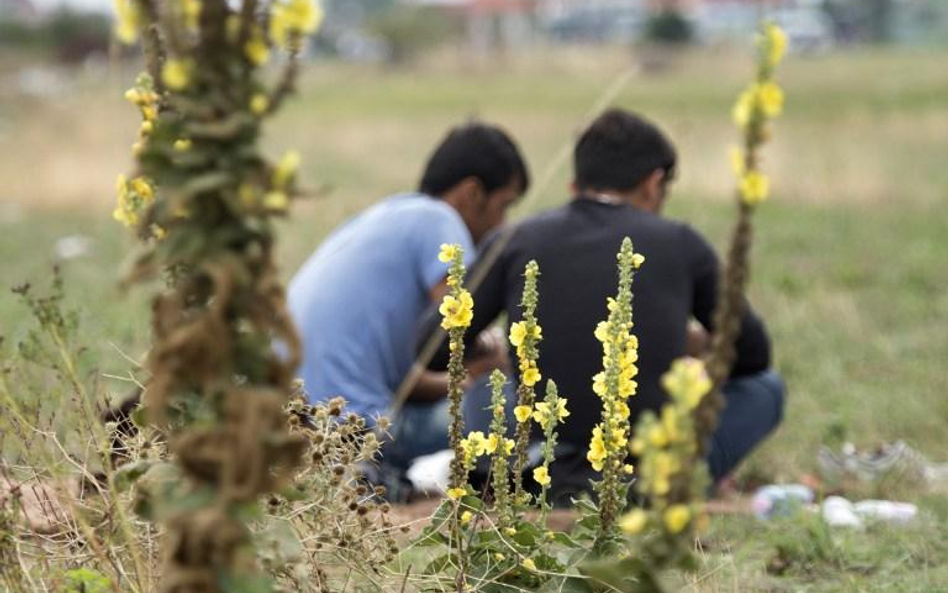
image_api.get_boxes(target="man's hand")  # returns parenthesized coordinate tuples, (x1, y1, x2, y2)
(464, 326, 510, 385)
(686, 319, 711, 357)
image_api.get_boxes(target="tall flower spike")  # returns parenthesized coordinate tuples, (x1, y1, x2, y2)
(439, 244, 474, 492)
(488, 370, 514, 528)
(590, 237, 643, 550)
(114, 1, 324, 591)
(534, 379, 566, 520)
(619, 357, 712, 578)
(702, 20, 788, 449)
(510, 260, 542, 504)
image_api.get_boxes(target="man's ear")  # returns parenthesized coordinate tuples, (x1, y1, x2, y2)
(642, 169, 666, 207)
(456, 176, 485, 205)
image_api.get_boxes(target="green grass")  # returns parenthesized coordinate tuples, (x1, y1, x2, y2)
(1, 46, 946, 591)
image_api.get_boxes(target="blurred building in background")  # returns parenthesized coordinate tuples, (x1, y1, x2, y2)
(1, 0, 946, 68)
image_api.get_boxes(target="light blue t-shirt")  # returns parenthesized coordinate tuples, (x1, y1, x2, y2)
(287, 193, 474, 419)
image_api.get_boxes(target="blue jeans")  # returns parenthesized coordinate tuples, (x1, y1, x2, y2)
(706, 370, 786, 482)
(385, 374, 515, 472)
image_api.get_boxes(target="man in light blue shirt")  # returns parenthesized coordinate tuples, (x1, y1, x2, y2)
(288, 122, 529, 472)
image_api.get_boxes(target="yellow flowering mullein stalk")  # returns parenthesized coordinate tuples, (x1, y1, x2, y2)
(112, 1, 323, 591)
(730, 21, 787, 207)
(700, 21, 788, 447)
(438, 243, 475, 497)
(619, 357, 714, 579)
(510, 260, 542, 503)
(589, 237, 644, 550)
(113, 0, 319, 242)
(488, 370, 516, 528)
(533, 380, 568, 521)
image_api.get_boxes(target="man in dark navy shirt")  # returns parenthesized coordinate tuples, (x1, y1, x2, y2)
(427, 108, 784, 502)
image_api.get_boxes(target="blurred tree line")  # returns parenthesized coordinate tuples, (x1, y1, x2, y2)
(0, 7, 110, 64)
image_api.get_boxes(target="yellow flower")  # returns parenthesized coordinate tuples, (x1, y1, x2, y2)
(173, 139, 192, 152)
(250, 93, 270, 116)
(630, 437, 645, 455)
(493, 553, 505, 562)
(180, 0, 201, 31)
(504, 527, 517, 536)
(730, 146, 745, 176)
(485, 433, 500, 455)
(762, 22, 788, 67)
(555, 398, 570, 421)
(758, 81, 784, 118)
(141, 105, 157, 122)
(460, 510, 473, 525)
(439, 290, 474, 330)
(619, 509, 647, 534)
(270, 0, 324, 47)
(263, 190, 289, 211)
(522, 366, 541, 387)
(140, 120, 153, 134)
(244, 32, 270, 65)
(661, 407, 681, 443)
(509, 322, 541, 349)
(663, 505, 692, 534)
(446, 487, 467, 500)
(592, 372, 606, 397)
(732, 88, 754, 129)
(273, 150, 300, 188)
(587, 426, 607, 471)
(113, 0, 141, 44)
(631, 253, 645, 268)
(739, 170, 770, 205)
(131, 177, 153, 199)
(532, 466, 551, 486)
(623, 464, 635, 474)
(161, 59, 193, 91)
(438, 243, 459, 263)
(504, 438, 515, 455)
(461, 431, 489, 459)
(647, 425, 668, 448)
(534, 398, 569, 430)
(594, 321, 610, 343)
(661, 357, 712, 409)
(514, 405, 532, 423)
(521, 558, 537, 573)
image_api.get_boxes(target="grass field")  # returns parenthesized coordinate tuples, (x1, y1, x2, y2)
(1, 46, 947, 591)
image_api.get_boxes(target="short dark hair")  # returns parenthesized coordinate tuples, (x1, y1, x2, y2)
(419, 122, 530, 197)
(573, 108, 676, 193)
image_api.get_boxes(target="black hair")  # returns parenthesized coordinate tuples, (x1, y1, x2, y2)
(419, 122, 530, 198)
(573, 108, 677, 193)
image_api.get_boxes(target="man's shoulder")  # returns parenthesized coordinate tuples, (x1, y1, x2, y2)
(380, 192, 458, 219)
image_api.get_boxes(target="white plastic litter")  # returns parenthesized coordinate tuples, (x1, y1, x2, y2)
(853, 500, 918, 525)
(751, 484, 814, 519)
(405, 449, 453, 494)
(822, 496, 864, 529)
(821, 496, 918, 529)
